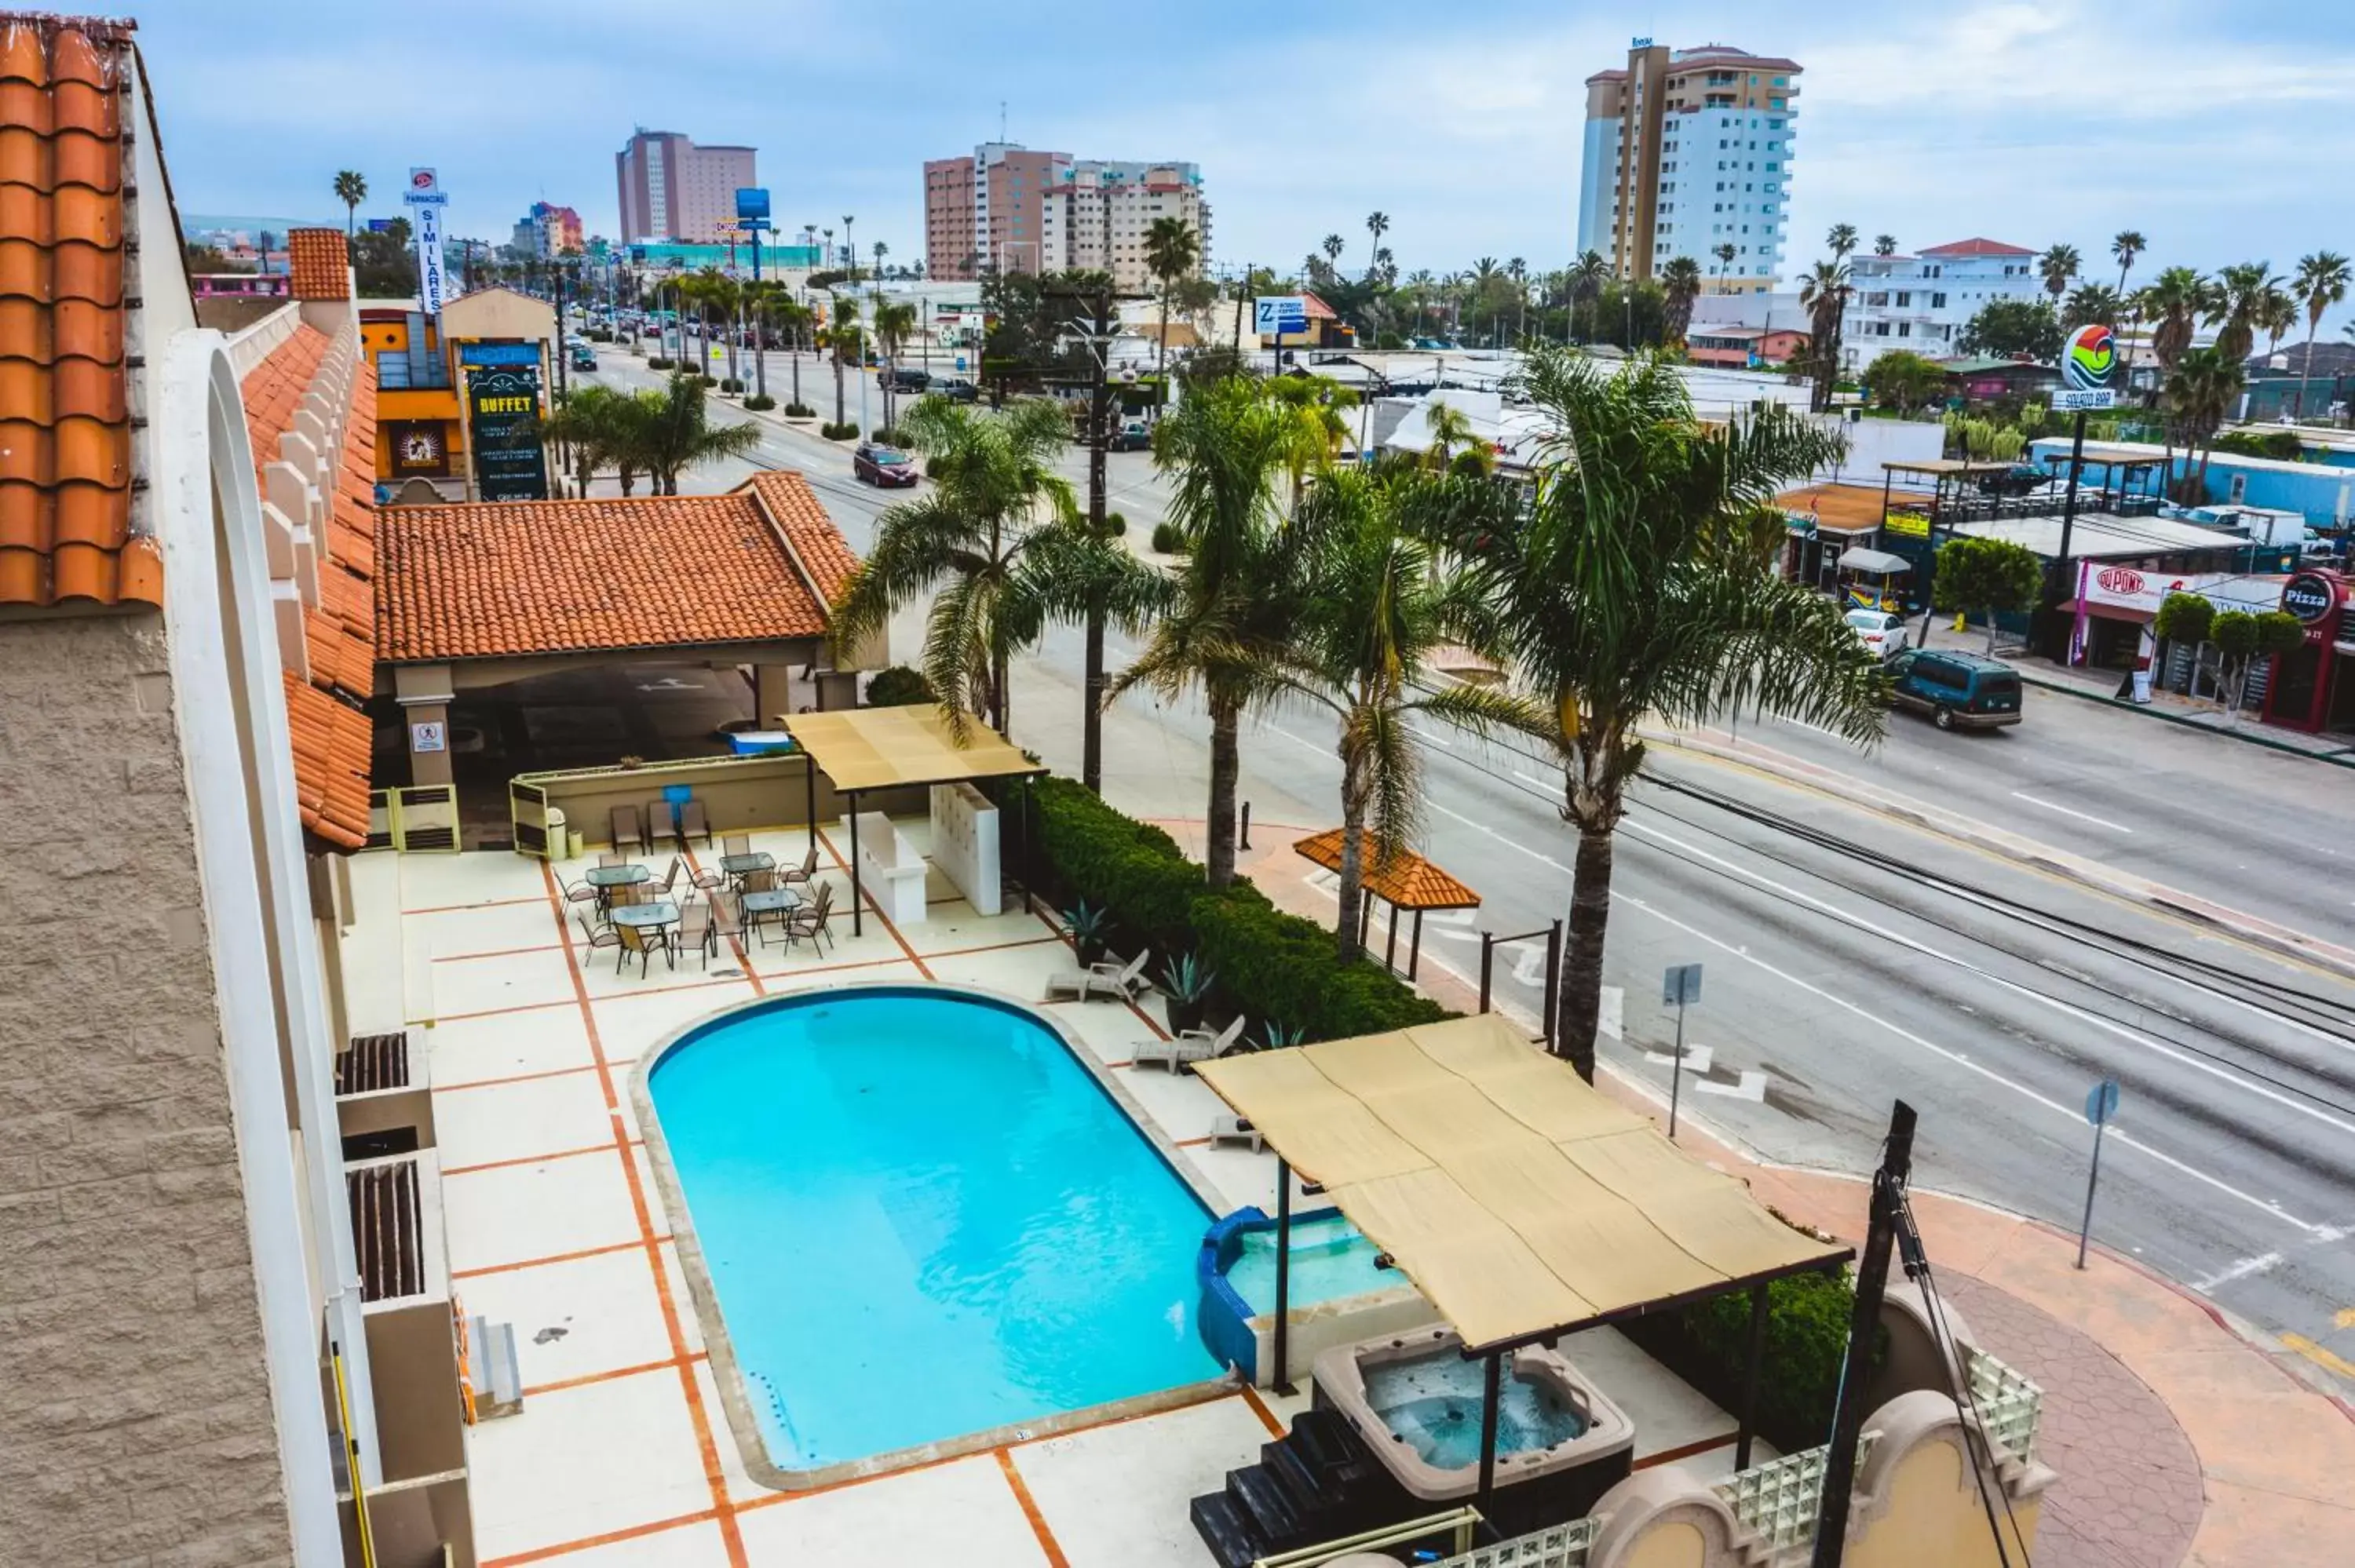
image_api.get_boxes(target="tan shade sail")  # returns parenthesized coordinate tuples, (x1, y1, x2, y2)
(782, 706, 1042, 793)
(1192, 1014, 1849, 1352)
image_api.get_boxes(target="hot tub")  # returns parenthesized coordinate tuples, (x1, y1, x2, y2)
(1312, 1326, 1634, 1527)
(1197, 1209, 1436, 1387)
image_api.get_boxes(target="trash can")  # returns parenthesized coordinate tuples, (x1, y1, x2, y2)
(544, 807, 568, 860)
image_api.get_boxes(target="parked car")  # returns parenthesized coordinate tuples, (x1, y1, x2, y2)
(1886, 648, 2023, 730)
(1110, 418, 1152, 452)
(933, 376, 979, 403)
(883, 366, 930, 393)
(1844, 607, 1910, 662)
(853, 443, 919, 487)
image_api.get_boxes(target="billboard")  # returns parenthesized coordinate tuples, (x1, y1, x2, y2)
(465, 366, 550, 501)
(1254, 295, 1309, 337)
(412, 199, 450, 315)
(735, 187, 770, 224)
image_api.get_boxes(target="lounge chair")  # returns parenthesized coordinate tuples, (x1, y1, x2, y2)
(678, 799, 714, 848)
(779, 844, 820, 888)
(610, 804, 644, 855)
(1133, 1015, 1245, 1072)
(555, 871, 600, 910)
(1045, 948, 1152, 1003)
(648, 856, 685, 899)
(1207, 1113, 1264, 1153)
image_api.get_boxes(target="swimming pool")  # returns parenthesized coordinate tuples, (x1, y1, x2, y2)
(641, 986, 1227, 1484)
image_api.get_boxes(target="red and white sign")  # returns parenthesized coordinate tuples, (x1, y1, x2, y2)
(2094, 566, 2145, 596)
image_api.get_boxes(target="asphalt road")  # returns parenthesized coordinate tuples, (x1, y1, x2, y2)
(590, 342, 2355, 1390)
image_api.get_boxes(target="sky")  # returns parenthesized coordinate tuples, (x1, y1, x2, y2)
(142, 0, 2355, 321)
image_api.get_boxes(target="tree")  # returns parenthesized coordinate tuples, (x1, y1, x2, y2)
(1798, 259, 1853, 411)
(1364, 211, 1389, 278)
(1711, 242, 1737, 292)
(183, 241, 249, 274)
(2162, 347, 2247, 501)
(1862, 349, 1948, 415)
(2039, 243, 2081, 302)
(634, 373, 762, 494)
(333, 170, 367, 239)
(536, 384, 645, 496)
(820, 294, 864, 428)
(2152, 590, 2216, 698)
(1874, 234, 1898, 257)
(2138, 267, 2211, 375)
(2292, 252, 2350, 395)
(349, 222, 417, 297)
(871, 300, 918, 428)
(2209, 261, 2284, 365)
(2111, 231, 2145, 296)
(829, 397, 1081, 737)
(1112, 376, 1295, 887)
(2061, 283, 2123, 334)
(1144, 215, 1201, 385)
(1423, 402, 1479, 472)
(1930, 534, 2042, 654)
(2209, 610, 2306, 720)
(1827, 224, 1860, 261)
(1448, 349, 1883, 1078)
(1957, 297, 2062, 361)
(1659, 255, 1703, 348)
(1265, 374, 1361, 503)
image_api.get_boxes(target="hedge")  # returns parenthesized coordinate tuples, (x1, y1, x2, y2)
(1026, 776, 1449, 1043)
(1618, 1267, 1874, 1455)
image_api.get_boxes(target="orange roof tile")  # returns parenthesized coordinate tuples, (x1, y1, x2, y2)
(0, 14, 141, 608)
(739, 471, 857, 607)
(374, 480, 849, 663)
(287, 227, 349, 301)
(1292, 830, 1482, 911)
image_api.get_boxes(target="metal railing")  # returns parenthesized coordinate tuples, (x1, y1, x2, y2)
(1262, 1507, 1484, 1568)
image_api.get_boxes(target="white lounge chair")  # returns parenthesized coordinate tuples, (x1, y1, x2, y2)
(1133, 1014, 1245, 1072)
(1207, 1113, 1264, 1153)
(1045, 948, 1152, 1003)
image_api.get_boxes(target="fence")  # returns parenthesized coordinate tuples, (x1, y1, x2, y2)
(365, 786, 459, 853)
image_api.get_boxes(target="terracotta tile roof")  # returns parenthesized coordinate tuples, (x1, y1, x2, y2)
(0, 14, 149, 608)
(287, 227, 349, 301)
(375, 483, 846, 663)
(1918, 238, 2036, 258)
(1292, 830, 1482, 911)
(739, 471, 857, 607)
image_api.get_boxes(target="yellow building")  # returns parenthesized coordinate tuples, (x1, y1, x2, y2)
(360, 286, 558, 500)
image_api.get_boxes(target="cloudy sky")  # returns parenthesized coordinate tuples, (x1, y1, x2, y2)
(142, 0, 2353, 313)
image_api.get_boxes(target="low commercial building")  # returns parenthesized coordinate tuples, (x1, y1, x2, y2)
(1685, 323, 1808, 368)
(363, 286, 559, 501)
(2030, 436, 2355, 532)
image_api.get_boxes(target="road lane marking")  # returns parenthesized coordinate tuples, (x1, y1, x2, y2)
(2190, 1252, 2284, 1291)
(2337, 1307, 2355, 1329)
(2009, 791, 2134, 833)
(2280, 1333, 2355, 1381)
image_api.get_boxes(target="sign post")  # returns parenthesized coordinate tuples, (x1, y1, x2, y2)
(2078, 1078, 2120, 1269)
(2053, 323, 2120, 585)
(1661, 963, 1703, 1140)
(403, 166, 451, 317)
(1254, 295, 1309, 366)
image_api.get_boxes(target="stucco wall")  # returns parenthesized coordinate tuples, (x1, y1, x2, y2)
(0, 612, 293, 1565)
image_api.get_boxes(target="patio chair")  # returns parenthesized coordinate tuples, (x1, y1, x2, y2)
(677, 799, 714, 848)
(644, 799, 677, 853)
(614, 920, 661, 978)
(554, 871, 600, 910)
(1207, 1113, 1264, 1153)
(688, 855, 727, 896)
(1132, 1014, 1245, 1073)
(779, 844, 821, 888)
(708, 894, 746, 952)
(574, 909, 619, 964)
(783, 883, 836, 954)
(672, 900, 716, 969)
(597, 851, 623, 869)
(648, 856, 685, 899)
(1044, 948, 1152, 1004)
(721, 832, 752, 860)
(610, 804, 644, 855)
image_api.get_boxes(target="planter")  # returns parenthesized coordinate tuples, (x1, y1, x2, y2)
(1076, 936, 1108, 969)
(1167, 997, 1207, 1036)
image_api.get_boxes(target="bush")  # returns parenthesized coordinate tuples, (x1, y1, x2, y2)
(2213, 428, 2306, 461)
(1104, 511, 1127, 538)
(783, 402, 816, 418)
(870, 425, 907, 446)
(820, 421, 861, 440)
(863, 665, 937, 707)
(1619, 1268, 1872, 1454)
(646, 356, 674, 370)
(718, 377, 744, 394)
(743, 394, 776, 411)
(691, 374, 718, 390)
(1151, 520, 1186, 554)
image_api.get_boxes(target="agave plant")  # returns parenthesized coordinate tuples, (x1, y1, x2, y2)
(1061, 899, 1109, 967)
(1158, 952, 1217, 1034)
(1251, 1019, 1305, 1052)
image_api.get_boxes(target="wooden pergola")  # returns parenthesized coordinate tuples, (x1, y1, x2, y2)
(1293, 830, 1480, 978)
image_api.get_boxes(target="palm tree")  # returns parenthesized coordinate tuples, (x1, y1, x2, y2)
(1020, 493, 1171, 797)
(1322, 233, 1347, 268)
(1659, 256, 1703, 347)
(1798, 258, 1853, 412)
(1144, 215, 1201, 385)
(2061, 283, 2123, 333)
(820, 294, 864, 429)
(1827, 224, 1860, 261)
(829, 398, 1080, 737)
(2293, 251, 2351, 405)
(537, 385, 641, 497)
(1873, 234, 1898, 257)
(1711, 242, 1737, 294)
(2112, 230, 2145, 296)
(634, 373, 762, 494)
(2163, 348, 2246, 501)
(872, 301, 918, 429)
(2138, 267, 2211, 374)
(769, 295, 812, 411)
(1571, 250, 1610, 339)
(872, 239, 888, 280)
(1275, 469, 1536, 958)
(1445, 350, 1884, 1076)
(743, 279, 787, 403)
(333, 170, 367, 240)
(2209, 262, 2282, 364)
(1114, 376, 1295, 886)
(1265, 375, 1362, 505)
(1422, 402, 1479, 472)
(842, 215, 856, 281)
(1507, 257, 1530, 341)
(2259, 287, 2299, 359)
(2039, 243, 2081, 303)
(1364, 211, 1389, 279)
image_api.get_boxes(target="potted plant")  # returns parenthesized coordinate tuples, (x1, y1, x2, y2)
(1251, 1019, 1305, 1052)
(1159, 952, 1216, 1035)
(1062, 899, 1110, 968)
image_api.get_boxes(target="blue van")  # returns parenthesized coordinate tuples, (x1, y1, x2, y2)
(1886, 648, 2023, 730)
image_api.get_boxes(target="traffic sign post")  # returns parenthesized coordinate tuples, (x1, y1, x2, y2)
(2078, 1078, 2120, 1269)
(1662, 964, 1703, 1140)
(1254, 295, 1309, 363)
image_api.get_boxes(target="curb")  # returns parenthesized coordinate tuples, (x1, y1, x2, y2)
(1645, 724, 2355, 984)
(2014, 668, 2355, 770)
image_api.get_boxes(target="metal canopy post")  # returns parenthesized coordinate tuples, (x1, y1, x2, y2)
(803, 755, 818, 856)
(1272, 1158, 1296, 1395)
(1020, 775, 1035, 915)
(848, 791, 864, 936)
(1475, 1349, 1502, 1515)
(1812, 1100, 1917, 1568)
(1409, 909, 1425, 980)
(1735, 1279, 1771, 1471)
(1384, 897, 1400, 971)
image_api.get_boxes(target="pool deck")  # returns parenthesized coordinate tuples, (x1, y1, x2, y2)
(352, 825, 1766, 1568)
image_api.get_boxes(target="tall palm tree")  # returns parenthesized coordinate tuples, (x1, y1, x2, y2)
(333, 170, 367, 240)
(2259, 287, 2299, 359)
(2293, 251, 2351, 402)
(842, 215, 856, 281)
(2061, 283, 2123, 333)
(820, 294, 864, 428)
(1144, 215, 1201, 385)
(1659, 256, 1703, 346)
(1711, 242, 1737, 294)
(872, 239, 888, 280)
(1444, 350, 1884, 1077)
(1114, 376, 1295, 886)
(1274, 469, 1536, 958)
(872, 301, 918, 429)
(634, 373, 762, 494)
(2111, 230, 2145, 296)
(1827, 223, 1859, 262)
(1798, 258, 1853, 412)
(743, 279, 786, 403)
(1364, 211, 1389, 278)
(1021, 495, 1171, 797)
(1507, 257, 1530, 341)
(1422, 402, 1478, 472)
(1873, 234, 1898, 257)
(830, 397, 1081, 738)
(2138, 267, 2211, 374)
(2039, 243, 2081, 303)
(2163, 348, 2246, 501)
(1322, 233, 1347, 268)
(2208, 261, 2282, 364)
(769, 295, 812, 411)
(1571, 250, 1611, 339)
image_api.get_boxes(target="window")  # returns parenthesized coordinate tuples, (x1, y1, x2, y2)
(1895, 292, 1911, 307)
(1898, 323, 1911, 337)
(1931, 292, 1948, 308)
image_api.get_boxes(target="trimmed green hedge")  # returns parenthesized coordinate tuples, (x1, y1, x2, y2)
(1026, 777, 1449, 1042)
(1619, 1267, 1872, 1454)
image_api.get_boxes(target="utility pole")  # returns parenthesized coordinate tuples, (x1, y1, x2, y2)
(1067, 281, 1119, 793)
(1811, 1100, 1916, 1568)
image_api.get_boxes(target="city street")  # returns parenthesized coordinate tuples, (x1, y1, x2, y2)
(600, 345, 2355, 1392)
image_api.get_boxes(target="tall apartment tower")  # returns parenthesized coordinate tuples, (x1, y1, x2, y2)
(615, 129, 757, 244)
(922, 143, 1072, 281)
(1038, 161, 1210, 294)
(1575, 42, 1800, 294)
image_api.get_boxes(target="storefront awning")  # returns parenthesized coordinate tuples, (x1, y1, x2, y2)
(1192, 1015, 1851, 1354)
(1838, 547, 1913, 576)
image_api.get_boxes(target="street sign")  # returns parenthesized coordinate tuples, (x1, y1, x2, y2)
(2083, 1078, 2120, 1126)
(413, 199, 450, 315)
(735, 187, 770, 224)
(1662, 963, 1703, 1006)
(2054, 388, 2117, 412)
(402, 166, 448, 206)
(1254, 295, 1309, 337)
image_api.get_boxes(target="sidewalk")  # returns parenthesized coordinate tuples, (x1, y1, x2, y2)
(1210, 822, 2355, 1568)
(2012, 655, 2355, 768)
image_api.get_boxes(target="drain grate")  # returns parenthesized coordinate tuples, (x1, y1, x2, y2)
(335, 1032, 411, 1096)
(347, 1159, 425, 1301)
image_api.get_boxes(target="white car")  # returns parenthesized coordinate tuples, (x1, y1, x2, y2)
(1846, 607, 1911, 661)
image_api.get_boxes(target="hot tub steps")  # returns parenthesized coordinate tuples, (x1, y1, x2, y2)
(1189, 1409, 1408, 1567)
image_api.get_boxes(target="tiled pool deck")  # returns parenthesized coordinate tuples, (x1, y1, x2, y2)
(352, 825, 1763, 1568)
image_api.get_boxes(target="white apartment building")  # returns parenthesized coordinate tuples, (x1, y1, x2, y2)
(1841, 238, 2045, 370)
(1576, 42, 1800, 293)
(1037, 160, 1211, 294)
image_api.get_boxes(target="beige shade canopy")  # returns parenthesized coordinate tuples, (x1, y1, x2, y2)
(1192, 1014, 1849, 1352)
(781, 706, 1042, 793)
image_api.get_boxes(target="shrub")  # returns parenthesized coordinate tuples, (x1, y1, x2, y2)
(691, 374, 718, 390)
(1151, 520, 1186, 554)
(646, 356, 674, 370)
(718, 377, 744, 394)
(871, 425, 907, 446)
(821, 421, 861, 440)
(1104, 511, 1127, 537)
(1619, 1267, 1873, 1454)
(2213, 428, 2306, 461)
(863, 665, 937, 707)
(784, 402, 817, 418)
(743, 393, 776, 411)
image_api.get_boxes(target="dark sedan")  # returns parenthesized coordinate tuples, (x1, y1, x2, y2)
(853, 443, 919, 487)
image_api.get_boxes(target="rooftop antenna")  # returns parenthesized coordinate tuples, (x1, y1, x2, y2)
(999, 100, 1007, 142)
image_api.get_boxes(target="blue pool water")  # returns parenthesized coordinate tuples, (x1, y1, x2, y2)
(647, 988, 1223, 1470)
(1224, 1213, 1391, 1311)
(1364, 1354, 1586, 1470)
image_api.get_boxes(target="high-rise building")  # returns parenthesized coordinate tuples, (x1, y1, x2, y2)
(615, 129, 755, 244)
(513, 201, 583, 259)
(1575, 42, 1800, 294)
(923, 144, 1210, 290)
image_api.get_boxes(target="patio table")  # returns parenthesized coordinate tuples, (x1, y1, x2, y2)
(586, 862, 648, 913)
(718, 851, 775, 881)
(609, 900, 681, 969)
(739, 886, 802, 947)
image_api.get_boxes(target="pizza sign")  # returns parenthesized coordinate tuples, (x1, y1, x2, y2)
(2281, 572, 2339, 625)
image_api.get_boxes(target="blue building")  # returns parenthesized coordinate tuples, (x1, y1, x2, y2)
(2029, 437, 2354, 534)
